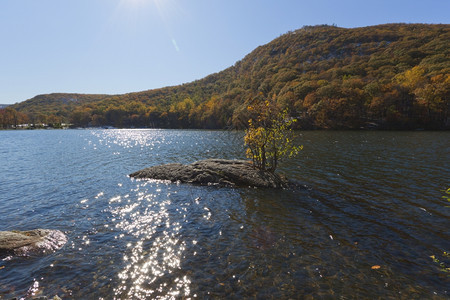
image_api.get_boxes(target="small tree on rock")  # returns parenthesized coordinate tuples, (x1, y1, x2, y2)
(244, 99, 302, 172)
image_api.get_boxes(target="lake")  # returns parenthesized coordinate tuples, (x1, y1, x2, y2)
(0, 129, 449, 299)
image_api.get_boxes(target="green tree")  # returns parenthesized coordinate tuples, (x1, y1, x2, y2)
(244, 99, 302, 172)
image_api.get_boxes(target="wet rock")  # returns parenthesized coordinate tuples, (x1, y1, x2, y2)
(130, 159, 290, 188)
(0, 229, 67, 256)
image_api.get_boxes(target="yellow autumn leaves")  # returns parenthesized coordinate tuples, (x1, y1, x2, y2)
(244, 99, 302, 172)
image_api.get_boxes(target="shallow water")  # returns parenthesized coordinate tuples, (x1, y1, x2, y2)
(0, 129, 449, 299)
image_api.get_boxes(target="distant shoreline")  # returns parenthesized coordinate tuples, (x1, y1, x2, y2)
(1, 126, 448, 131)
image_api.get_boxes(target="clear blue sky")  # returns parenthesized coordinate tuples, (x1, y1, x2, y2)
(1, 0, 449, 105)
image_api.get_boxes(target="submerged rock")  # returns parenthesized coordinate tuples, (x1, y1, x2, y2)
(130, 159, 290, 188)
(0, 229, 67, 256)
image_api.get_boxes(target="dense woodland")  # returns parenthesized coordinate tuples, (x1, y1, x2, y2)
(2, 23, 449, 130)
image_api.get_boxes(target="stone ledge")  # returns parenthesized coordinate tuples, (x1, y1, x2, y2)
(130, 159, 289, 188)
(0, 229, 67, 257)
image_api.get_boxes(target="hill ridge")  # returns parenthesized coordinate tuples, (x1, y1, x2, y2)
(7, 23, 450, 129)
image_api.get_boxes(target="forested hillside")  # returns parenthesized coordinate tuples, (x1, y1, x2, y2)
(4, 23, 449, 129)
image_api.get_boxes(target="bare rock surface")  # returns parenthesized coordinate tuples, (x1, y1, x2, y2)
(130, 159, 289, 188)
(0, 229, 67, 256)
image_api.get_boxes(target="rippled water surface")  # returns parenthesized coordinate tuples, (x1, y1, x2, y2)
(0, 129, 449, 299)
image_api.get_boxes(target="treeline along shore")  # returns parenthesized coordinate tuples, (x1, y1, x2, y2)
(2, 24, 449, 130)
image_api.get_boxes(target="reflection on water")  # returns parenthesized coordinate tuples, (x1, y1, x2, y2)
(111, 182, 190, 299)
(0, 129, 449, 299)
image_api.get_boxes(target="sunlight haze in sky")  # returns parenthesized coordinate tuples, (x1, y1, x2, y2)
(0, 0, 449, 104)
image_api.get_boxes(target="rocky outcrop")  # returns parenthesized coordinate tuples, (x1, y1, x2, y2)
(0, 229, 67, 256)
(130, 159, 289, 188)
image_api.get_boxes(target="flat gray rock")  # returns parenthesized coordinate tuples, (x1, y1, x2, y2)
(0, 229, 67, 256)
(130, 159, 289, 188)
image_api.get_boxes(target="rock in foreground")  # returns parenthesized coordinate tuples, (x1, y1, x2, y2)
(130, 159, 289, 188)
(0, 229, 67, 257)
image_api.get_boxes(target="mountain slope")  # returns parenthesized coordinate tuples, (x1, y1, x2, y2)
(11, 23, 450, 129)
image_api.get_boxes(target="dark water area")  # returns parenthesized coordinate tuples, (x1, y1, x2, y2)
(0, 129, 449, 299)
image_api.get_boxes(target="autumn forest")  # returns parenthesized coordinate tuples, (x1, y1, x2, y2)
(1, 23, 449, 130)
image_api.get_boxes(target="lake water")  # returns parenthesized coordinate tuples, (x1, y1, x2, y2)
(0, 129, 449, 299)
